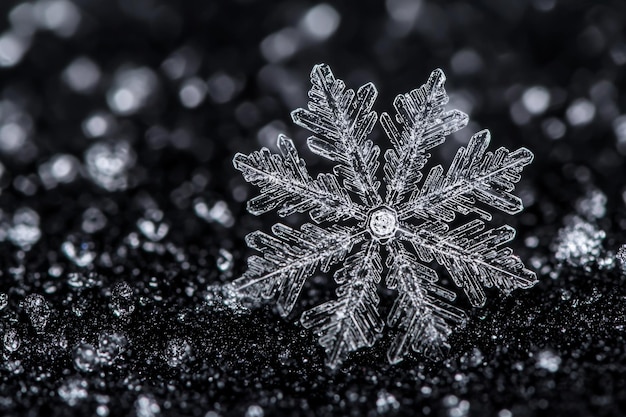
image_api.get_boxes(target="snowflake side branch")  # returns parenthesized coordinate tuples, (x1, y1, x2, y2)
(233, 223, 365, 317)
(385, 241, 466, 364)
(399, 130, 534, 221)
(291, 64, 382, 207)
(301, 240, 384, 369)
(382, 69, 468, 206)
(398, 220, 537, 307)
(233, 134, 367, 222)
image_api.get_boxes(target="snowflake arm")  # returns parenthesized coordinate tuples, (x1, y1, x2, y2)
(398, 220, 537, 307)
(300, 241, 384, 369)
(233, 134, 366, 222)
(399, 130, 534, 222)
(233, 223, 365, 317)
(291, 64, 382, 207)
(381, 69, 468, 207)
(385, 241, 465, 364)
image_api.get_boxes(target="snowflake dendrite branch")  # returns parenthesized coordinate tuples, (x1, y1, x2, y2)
(232, 64, 537, 369)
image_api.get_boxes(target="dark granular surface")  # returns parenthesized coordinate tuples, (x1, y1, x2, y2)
(0, 1, 625, 416)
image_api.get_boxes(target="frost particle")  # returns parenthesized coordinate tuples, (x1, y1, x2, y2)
(566, 98, 596, 126)
(8, 207, 41, 249)
(617, 244, 626, 274)
(97, 332, 128, 365)
(107, 67, 158, 115)
(22, 294, 50, 333)
(73, 343, 98, 373)
(110, 281, 135, 318)
(4, 328, 20, 353)
(58, 378, 88, 406)
(554, 216, 605, 267)
(0, 292, 8, 310)
(62, 236, 97, 267)
(137, 214, 169, 242)
(135, 395, 160, 417)
(85, 141, 136, 191)
(164, 338, 192, 368)
(536, 350, 561, 373)
(194, 199, 234, 228)
(245, 405, 264, 417)
(376, 390, 400, 414)
(82, 207, 107, 234)
(521, 86, 550, 115)
(217, 248, 234, 273)
(63, 56, 100, 93)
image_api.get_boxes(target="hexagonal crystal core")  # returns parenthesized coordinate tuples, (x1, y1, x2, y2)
(367, 207, 398, 240)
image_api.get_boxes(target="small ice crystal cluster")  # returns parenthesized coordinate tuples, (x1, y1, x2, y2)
(73, 332, 128, 373)
(110, 281, 135, 318)
(554, 217, 605, 267)
(85, 141, 136, 192)
(232, 64, 536, 368)
(22, 293, 51, 333)
(4, 207, 42, 249)
(553, 188, 608, 268)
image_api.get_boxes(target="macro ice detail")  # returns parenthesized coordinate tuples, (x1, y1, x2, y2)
(232, 64, 537, 368)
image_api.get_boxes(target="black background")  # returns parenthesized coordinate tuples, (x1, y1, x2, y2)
(0, 0, 626, 416)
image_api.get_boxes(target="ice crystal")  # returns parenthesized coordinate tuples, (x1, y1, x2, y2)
(4, 328, 20, 353)
(135, 395, 160, 417)
(62, 235, 97, 267)
(617, 244, 626, 274)
(85, 141, 135, 191)
(0, 292, 8, 310)
(58, 378, 88, 406)
(110, 281, 135, 318)
(97, 332, 128, 365)
(575, 188, 607, 221)
(232, 64, 536, 368)
(22, 294, 50, 333)
(164, 338, 192, 368)
(74, 343, 98, 373)
(553, 216, 605, 267)
(535, 349, 561, 373)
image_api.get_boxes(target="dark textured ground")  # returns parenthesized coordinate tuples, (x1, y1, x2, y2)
(0, 0, 626, 416)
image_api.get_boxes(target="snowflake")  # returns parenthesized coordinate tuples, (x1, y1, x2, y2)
(232, 64, 537, 368)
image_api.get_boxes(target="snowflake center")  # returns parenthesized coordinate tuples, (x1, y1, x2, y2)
(367, 206, 398, 241)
